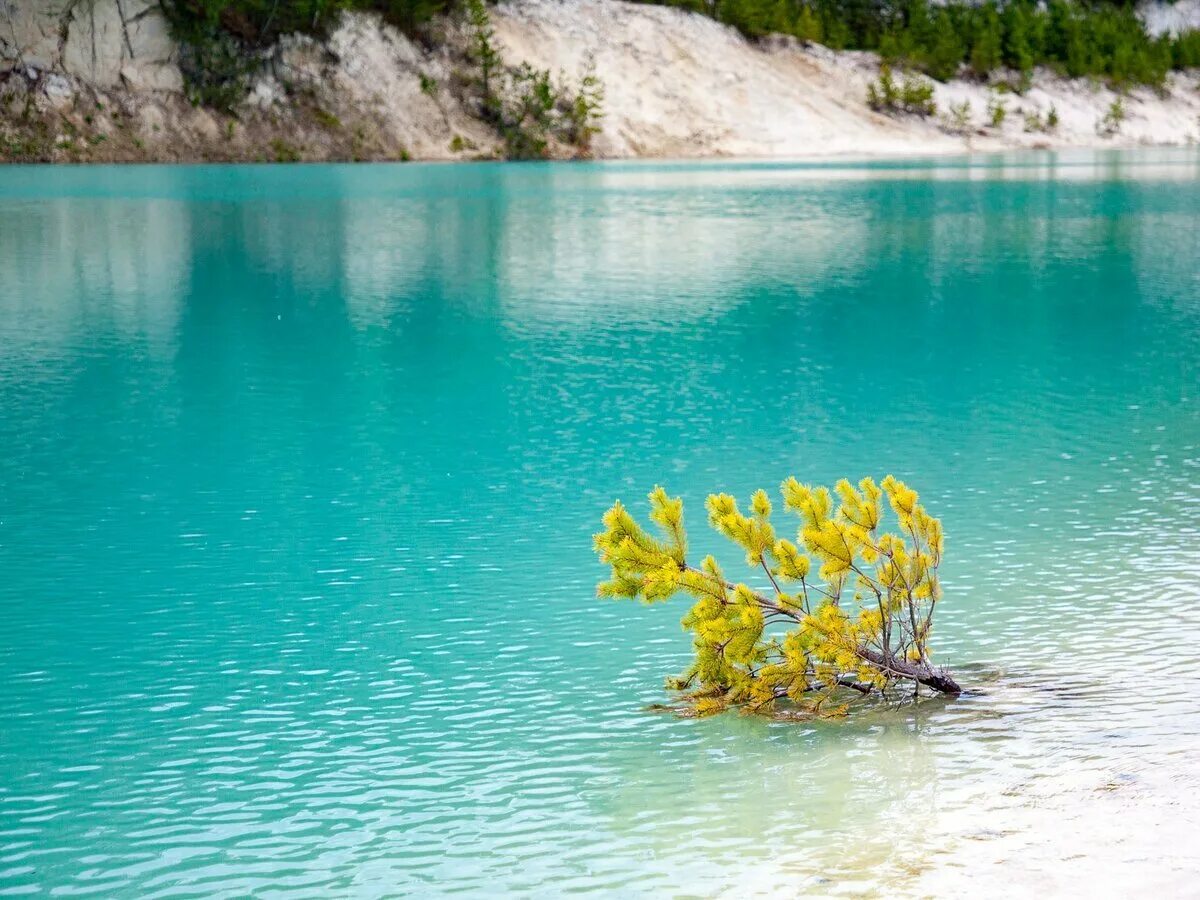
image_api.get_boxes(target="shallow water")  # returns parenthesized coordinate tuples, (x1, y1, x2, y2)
(1, 150, 1198, 896)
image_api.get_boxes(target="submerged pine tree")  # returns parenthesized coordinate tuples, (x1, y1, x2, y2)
(594, 476, 961, 718)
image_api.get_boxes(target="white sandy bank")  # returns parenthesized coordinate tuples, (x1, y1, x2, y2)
(493, 0, 1200, 158)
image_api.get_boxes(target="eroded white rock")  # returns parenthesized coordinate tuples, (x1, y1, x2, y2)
(42, 72, 74, 105)
(0, 0, 73, 71)
(61, 0, 181, 92)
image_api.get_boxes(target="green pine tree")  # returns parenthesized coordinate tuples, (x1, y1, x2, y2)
(970, 4, 1003, 78)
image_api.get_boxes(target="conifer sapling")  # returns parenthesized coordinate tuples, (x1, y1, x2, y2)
(594, 476, 962, 718)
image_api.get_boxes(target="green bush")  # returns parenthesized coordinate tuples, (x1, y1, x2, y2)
(1021, 104, 1058, 133)
(162, 9, 255, 111)
(866, 65, 899, 111)
(162, 0, 451, 48)
(987, 95, 1007, 127)
(945, 99, 972, 133)
(1175, 30, 1200, 68)
(867, 65, 936, 117)
(465, 0, 605, 159)
(162, 0, 457, 109)
(563, 59, 605, 153)
(270, 138, 301, 161)
(498, 64, 557, 159)
(1097, 96, 1126, 136)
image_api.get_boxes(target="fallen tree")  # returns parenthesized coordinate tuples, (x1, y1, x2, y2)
(594, 475, 961, 717)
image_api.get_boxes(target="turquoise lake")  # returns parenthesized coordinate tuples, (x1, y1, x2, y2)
(1, 151, 1199, 896)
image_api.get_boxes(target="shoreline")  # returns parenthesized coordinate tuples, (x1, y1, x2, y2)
(3, 0, 1199, 165)
(1, 145, 1196, 171)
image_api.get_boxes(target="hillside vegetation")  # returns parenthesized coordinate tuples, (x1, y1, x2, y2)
(166, 0, 1200, 98)
(160, 0, 455, 108)
(647, 0, 1200, 87)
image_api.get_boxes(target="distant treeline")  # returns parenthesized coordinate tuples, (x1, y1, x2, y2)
(163, 0, 1200, 94)
(642, 0, 1200, 86)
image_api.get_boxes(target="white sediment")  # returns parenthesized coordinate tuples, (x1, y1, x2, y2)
(492, 0, 1200, 158)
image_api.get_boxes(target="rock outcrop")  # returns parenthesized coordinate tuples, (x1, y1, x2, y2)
(3, 0, 181, 94)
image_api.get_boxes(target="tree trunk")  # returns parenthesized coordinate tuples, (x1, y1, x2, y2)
(859, 647, 962, 695)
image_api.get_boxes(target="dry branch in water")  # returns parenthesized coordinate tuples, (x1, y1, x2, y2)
(594, 476, 961, 718)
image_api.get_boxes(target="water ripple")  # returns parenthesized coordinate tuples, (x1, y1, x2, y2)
(1, 154, 1199, 896)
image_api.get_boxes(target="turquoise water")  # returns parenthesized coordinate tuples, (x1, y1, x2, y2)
(1, 151, 1199, 896)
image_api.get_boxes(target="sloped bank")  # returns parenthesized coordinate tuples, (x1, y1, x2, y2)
(2, 0, 1199, 162)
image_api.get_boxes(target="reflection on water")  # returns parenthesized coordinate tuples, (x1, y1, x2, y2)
(0, 197, 188, 363)
(0, 151, 1198, 896)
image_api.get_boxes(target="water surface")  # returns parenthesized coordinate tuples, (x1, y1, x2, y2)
(1, 150, 1199, 896)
